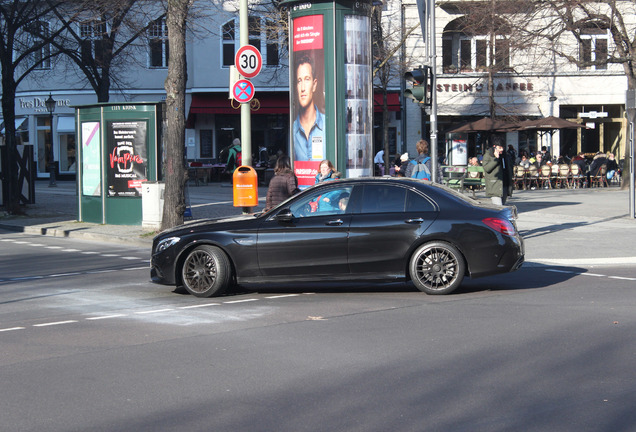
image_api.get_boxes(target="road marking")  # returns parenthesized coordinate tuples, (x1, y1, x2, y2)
(545, 269, 575, 274)
(121, 256, 141, 260)
(135, 309, 175, 314)
(179, 303, 221, 309)
(45, 246, 63, 249)
(223, 298, 259, 304)
(50, 272, 82, 277)
(86, 314, 127, 320)
(81, 251, 100, 255)
(33, 320, 78, 327)
(609, 276, 636, 281)
(61, 248, 80, 252)
(265, 294, 300, 299)
(580, 273, 606, 277)
(101, 254, 119, 257)
(10, 276, 44, 281)
(0, 327, 25, 332)
(27, 243, 45, 247)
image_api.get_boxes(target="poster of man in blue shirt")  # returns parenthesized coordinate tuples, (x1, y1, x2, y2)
(293, 54, 325, 161)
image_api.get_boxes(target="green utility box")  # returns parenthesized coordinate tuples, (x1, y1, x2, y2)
(75, 102, 163, 225)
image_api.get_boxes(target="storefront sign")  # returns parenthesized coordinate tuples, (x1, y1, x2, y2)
(19, 97, 71, 112)
(437, 81, 534, 93)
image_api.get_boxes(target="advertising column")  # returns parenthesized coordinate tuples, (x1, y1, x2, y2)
(290, 14, 327, 188)
(343, 13, 372, 177)
(283, 0, 373, 186)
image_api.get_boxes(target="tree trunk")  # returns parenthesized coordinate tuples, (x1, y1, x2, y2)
(0, 71, 22, 215)
(161, 0, 190, 230)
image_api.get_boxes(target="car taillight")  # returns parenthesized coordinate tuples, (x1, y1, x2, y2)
(482, 217, 516, 236)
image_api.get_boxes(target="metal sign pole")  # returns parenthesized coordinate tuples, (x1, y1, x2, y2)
(626, 90, 635, 219)
(240, 0, 251, 168)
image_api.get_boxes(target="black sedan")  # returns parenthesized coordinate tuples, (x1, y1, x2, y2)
(151, 177, 524, 297)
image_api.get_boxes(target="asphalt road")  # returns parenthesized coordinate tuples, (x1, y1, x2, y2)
(2, 231, 636, 431)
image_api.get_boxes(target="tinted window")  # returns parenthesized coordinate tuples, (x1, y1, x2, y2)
(361, 185, 406, 213)
(289, 186, 353, 217)
(406, 190, 436, 212)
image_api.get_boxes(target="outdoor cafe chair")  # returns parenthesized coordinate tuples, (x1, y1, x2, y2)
(513, 166, 527, 190)
(554, 164, 571, 188)
(590, 164, 609, 188)
(526, 165, 539, 189)
(539, 165, 553, 189)
(569, 164, 584, 188)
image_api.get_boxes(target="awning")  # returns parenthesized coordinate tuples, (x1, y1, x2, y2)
(1, 117, 28, 134)
(373, 92, 401, 112)
(189, 92, 290, 116)
(57, 116, 75, 133)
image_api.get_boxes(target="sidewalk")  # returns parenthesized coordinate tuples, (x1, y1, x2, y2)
(1, 180, 635, 266)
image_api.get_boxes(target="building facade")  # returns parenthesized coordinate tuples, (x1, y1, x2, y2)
(1, 0, 630, 182)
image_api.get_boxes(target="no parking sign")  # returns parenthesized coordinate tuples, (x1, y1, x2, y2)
(232, 79, 255, 103)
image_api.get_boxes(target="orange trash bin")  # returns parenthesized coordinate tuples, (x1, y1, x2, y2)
(233, 166, 259, 207)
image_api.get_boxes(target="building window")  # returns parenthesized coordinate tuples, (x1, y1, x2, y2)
(148, 17, 168, 68)
(579, 26, 608, 70)
(31, 21, 51, 70)
(222, 20, 235, 67)
(80, 21, 107, 66)
(221, 18, 280, 68)
(442, 18, 510, 73)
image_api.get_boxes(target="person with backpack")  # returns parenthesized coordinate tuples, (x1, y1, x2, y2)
(225, 138, 242, 175)
(404, 139, 436, 181)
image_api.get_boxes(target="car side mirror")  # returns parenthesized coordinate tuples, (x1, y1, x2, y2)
(275, 208, 294, 222)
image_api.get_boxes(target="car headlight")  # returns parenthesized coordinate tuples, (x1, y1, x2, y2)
(155, 236, 180, 253)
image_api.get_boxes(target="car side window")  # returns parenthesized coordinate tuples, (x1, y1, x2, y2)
(406, 190, 436, 212)
(289, 186, 353, 217)
(361, 185, 406, 213)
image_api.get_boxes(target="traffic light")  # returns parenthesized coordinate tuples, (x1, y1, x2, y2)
(404, 66, 432, 106)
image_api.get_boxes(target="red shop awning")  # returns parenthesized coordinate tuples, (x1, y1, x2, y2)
(373, 92, 401, 112)
(189, 92, 290, 116)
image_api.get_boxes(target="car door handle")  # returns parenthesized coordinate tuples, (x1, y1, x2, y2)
(326, 219, 344, 226)
(405, 218, 424, 224)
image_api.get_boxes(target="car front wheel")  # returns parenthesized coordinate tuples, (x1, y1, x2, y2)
(181, 245, 232, 297)
(409, 242, 465, 295)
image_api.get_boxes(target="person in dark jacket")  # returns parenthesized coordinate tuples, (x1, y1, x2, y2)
(264, 155, 299, 211)
(483, 138, 513, 205)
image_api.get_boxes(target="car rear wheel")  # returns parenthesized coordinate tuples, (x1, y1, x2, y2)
(410, 242, 465, 295)
(181, 245, 231, 297)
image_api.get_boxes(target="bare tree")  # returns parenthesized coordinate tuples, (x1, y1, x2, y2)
(161, 0, 192, 230)
(1, 0, 68, 214)
(514, 0, 635, 188)
(47, 0, 165, 102)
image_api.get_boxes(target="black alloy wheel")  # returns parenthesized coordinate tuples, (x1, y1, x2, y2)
(181, 245, 232, 297)
(409, 241, 466, 295)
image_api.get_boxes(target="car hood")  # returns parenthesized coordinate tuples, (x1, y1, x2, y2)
(155, 214, 259, 237)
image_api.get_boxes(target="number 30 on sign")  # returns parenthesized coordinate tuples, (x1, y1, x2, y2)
(235, 45, 262, 79)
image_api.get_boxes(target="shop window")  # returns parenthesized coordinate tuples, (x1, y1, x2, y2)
(579, 24, 608, 70)
(200, 129, 213, 158)
(80, 21, 107, 67)
(148, 17, 168, 68)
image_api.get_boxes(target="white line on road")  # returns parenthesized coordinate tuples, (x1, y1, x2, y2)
(265, 294, 300, 299)
(580, 273, 606, 277)
(33, 320, 78, 327)
(86, 314, 127, 320)
(608, 276, 636, 281)
(223, 299, 259, 304)
(135, 309, 175, 314)
(0, 327, 25, 332)
(178, 303, 221, 309)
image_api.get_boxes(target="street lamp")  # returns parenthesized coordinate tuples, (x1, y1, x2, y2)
(45, 93, 56, 187)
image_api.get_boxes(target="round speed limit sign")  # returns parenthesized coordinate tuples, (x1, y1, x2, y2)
(235, 45, 262, 79)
